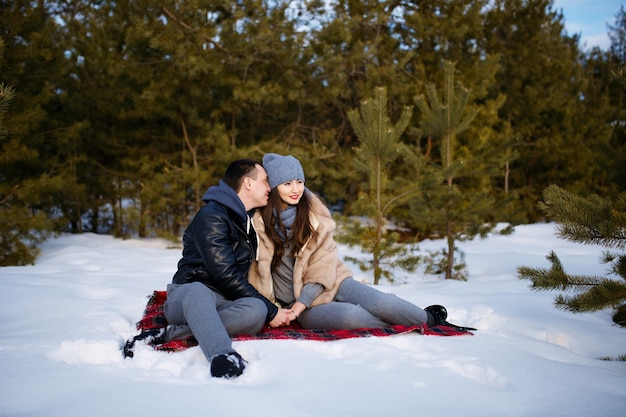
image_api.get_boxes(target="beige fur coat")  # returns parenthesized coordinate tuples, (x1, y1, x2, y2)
(248, 192, 352, 307)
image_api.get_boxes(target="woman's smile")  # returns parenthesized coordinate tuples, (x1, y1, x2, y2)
(288, 192, 302, 202)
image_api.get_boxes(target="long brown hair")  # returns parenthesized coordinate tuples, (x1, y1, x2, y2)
(261, 188, 314, 270)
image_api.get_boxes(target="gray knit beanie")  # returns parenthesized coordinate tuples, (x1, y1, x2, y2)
(262, 153, 305, 190)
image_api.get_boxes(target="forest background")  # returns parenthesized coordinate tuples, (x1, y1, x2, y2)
(1, 0, 625, 269)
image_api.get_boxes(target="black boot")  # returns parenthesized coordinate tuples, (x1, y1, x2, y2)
(210, 351, 247, 379)
(424, 305, 476, 331)
(425, 305, 447, 324)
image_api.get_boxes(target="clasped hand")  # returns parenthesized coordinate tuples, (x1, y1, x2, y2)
(268, 308, 297, 328)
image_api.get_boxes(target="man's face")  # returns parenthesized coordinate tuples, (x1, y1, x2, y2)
(247, 165, 271, 209)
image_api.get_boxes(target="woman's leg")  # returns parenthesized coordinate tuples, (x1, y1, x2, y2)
(297, 300, 389, 330)
(334, 278, 429, 325)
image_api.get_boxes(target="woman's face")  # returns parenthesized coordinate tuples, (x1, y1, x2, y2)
(276, 180, 305, 209)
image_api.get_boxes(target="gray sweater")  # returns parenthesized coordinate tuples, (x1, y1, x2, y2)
(272, 242, 324, 308)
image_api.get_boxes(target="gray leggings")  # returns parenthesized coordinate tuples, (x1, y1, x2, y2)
(163, 282, 266, 360)
(297, 278, 429, 330)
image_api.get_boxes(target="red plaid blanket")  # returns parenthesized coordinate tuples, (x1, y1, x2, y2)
(135, 290, 472, 353)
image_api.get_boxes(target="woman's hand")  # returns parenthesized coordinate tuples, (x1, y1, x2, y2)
(290, 301, 306, 318)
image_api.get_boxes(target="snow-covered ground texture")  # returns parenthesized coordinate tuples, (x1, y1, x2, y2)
(0, 223, 624, 417)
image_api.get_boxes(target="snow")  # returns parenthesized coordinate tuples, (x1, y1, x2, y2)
(1, 223, 625, 417)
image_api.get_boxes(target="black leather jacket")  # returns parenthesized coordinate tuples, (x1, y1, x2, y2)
(172, 180, 278, 322)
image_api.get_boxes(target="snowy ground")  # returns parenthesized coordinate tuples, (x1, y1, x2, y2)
(0, 223, 624, 417)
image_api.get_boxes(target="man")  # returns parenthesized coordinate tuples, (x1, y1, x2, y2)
(163, 159, 294, 379)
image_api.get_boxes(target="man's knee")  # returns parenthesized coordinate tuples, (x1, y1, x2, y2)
(181, 282, 217, 309)
(165, 282, 217, 323)
(232, 297, 267, 334)
(243, 297, 267, 321)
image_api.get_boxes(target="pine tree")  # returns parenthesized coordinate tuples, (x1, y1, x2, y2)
(517, 185, 626, 327)
(122, 0, 318, 237)
(484, 0, 595, 222)
(608, 6, 626, 64)
(517, 64, 626, 328)
(342, 87, 422, 285)
(413, 61, 509, 280)
(0, 76, 53, 265)
(0, 3, 68, 265)
(605, 8, 626, 194)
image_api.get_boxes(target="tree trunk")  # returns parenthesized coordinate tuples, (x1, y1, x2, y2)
(445, 219, 454, 280)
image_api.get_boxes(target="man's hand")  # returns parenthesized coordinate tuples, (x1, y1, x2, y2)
(268, 308, 296, 327)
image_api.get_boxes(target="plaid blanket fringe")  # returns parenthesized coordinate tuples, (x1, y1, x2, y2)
(135, 290, 472, 353)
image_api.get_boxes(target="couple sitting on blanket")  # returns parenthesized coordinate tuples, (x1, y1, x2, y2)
(164, 154, 457, 379)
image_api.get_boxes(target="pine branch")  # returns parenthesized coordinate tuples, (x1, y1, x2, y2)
(0, 83, 16, 141)
(160, 6, 224, 51)
(554, 280, 626, 312)
(540, 185, 626, 249)
(0, 185, 20, 205)
(517, 251, 608, 292)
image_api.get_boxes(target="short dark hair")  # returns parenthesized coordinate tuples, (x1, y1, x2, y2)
(223, 159, 261, 192)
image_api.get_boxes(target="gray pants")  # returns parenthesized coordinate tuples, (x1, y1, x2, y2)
(297, 278, 429, 330)
(163, 282, 266, 361)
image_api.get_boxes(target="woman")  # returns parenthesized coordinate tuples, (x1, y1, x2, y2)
(248, 153, 466, 331)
